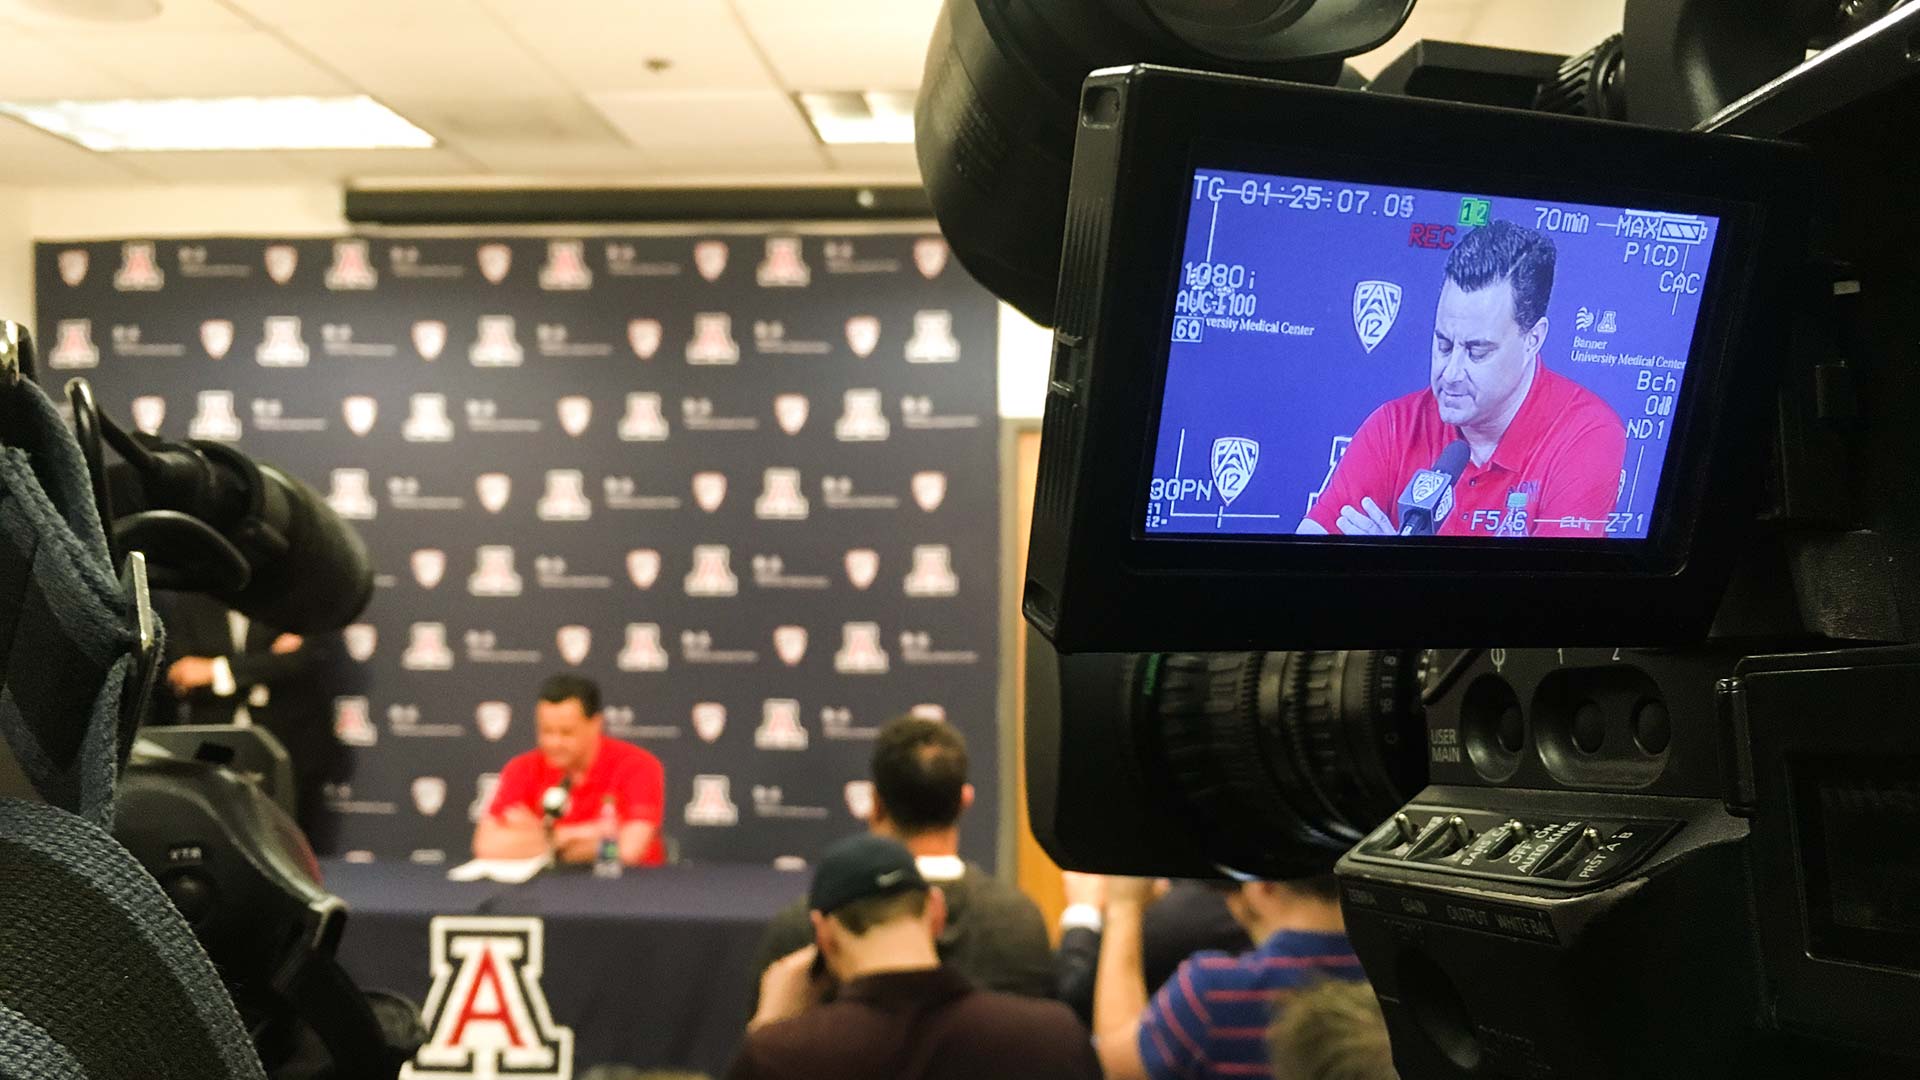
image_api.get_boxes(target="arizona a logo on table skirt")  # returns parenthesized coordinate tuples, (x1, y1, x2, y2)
(405, 916, 574, 1080)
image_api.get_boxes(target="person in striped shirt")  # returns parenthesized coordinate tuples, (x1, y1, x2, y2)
(1092, 874, 1365, 1080)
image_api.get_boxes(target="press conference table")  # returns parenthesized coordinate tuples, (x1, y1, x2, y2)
(322, 859, 806, 1077)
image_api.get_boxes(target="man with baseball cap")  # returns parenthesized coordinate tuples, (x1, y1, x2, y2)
(727, 834, 1099, 1080)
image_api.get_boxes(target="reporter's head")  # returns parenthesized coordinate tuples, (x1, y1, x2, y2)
(535, 672, 603, 773)
(807, 834, 947, 981)
(868, 715, 973, 841)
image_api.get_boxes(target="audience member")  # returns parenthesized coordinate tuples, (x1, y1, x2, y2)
(751, 716, 1052, 1002)
(1268, 980, 1398, 1080)
(1054, 871, 1251, 1026)
(727, 835, 1099, 1080)
(1091, 874, 1365, 1080)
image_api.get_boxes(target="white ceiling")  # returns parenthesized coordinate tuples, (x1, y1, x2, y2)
(0, 0, 1626, 187)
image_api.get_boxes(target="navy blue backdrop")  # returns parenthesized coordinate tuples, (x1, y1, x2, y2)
(37, 231, 1001, 870)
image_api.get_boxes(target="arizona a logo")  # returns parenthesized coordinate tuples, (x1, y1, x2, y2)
(326, 239, 378, 290)
(200, 319, 234, 360)
(627, 318, 661, 361)
(405, 916, 573, 1079)
(333, 696, 377, 747)
(114, 241, 164, 291)
(1210, 436, 1260, 507)
(1352, 279, 1402, 354)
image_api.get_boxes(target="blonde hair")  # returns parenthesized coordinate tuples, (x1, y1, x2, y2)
(1268, 980, 1398, 1080)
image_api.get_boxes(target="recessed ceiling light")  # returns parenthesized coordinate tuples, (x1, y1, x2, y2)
(0, 96, 437, 152)
(796, 91, 916, 145)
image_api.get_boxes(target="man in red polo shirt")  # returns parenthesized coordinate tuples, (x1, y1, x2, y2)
(472, 673, 666, 866)
(1299, 220, 1626, 539)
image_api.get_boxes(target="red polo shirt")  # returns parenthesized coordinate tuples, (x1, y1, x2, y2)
(488, 737, 667, 865)
(1305, 360, 1627, 538)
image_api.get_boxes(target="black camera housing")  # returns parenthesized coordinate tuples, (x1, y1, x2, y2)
(1024, 65, 1809, 653)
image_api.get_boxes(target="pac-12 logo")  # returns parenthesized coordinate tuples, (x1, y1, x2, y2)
(1351, 280, 1402, 354)
(1210, 437, 1259, 507)
(404, 916, 574, 1079)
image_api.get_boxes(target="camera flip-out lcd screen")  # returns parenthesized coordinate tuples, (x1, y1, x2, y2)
(1146, 171, 1721, 542)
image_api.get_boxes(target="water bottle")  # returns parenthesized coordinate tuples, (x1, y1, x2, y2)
(593, 794, 622, 879)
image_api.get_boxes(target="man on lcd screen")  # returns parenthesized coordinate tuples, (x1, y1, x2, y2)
(1298, 220, 1627, 539)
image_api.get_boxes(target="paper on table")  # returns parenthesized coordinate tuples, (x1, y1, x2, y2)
(446, 854, 551, 883)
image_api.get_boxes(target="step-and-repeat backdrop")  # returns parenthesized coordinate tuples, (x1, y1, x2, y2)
(37, 232, 1000, 869)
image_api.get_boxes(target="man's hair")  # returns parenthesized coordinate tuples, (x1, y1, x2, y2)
(831, 886, 930, 936)
(1443, 220, 1557, 331)
(538, 672, 601, 717)
(1288, 873, 1342, 903)
(1268, 980, 1398, 1080)
(869, 716, 968, 835)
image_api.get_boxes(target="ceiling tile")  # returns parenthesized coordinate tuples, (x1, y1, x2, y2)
(823, 142, 919, 177)
(587, 89, 817, 152)
(0, 30, 148, 99)
(733, 0, 941, 91)
(110, 150, 307, 182)
(380, 93, 623, 147)
(221, 0, 479, 25)
(295, 18, 570, 101)
(497, 0, 775, 93)
(0, 117, 145, 183)
(455, 138, 656, 176)
(0, 0, 251, 31)
(26, 29, 355, 97)
(276, 147, 481, 182)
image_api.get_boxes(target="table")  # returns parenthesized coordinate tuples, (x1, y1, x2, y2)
(322, 860, 807, 1078)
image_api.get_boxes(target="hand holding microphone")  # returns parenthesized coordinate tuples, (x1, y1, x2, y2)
(1330, 440, 1470, 536)
(540, 775, 573, 832)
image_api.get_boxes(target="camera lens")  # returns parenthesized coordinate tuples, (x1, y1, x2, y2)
(1139, 650, 1427, 879)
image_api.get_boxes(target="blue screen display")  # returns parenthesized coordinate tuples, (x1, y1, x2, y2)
(1145, 170, 1721, 541)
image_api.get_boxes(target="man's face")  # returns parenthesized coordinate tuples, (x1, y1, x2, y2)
(534, 698, 600, 773)
(1430, 277, 1542, 428)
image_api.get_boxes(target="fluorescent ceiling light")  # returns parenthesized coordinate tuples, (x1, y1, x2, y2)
(0, 96, 436, 152)
(797, 91, 916, 145)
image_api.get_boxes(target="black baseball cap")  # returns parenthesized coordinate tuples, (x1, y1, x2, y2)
(809, 834, 927, 915)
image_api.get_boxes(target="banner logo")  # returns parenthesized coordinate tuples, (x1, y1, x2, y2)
(256, 316, 310, 367)
(844, 549, 879, 591)
(913, 236, 949, 279)
(904, 309, 960, 364)
(753, 468, 809, 521)
(904, 544, 959, 597)
(691, 702, 726, 743)
(693, 240, 728, 282)
(469, 775, 501, 824)
(411, 548, 448, 589)
(834, 389, 890, 442)
(344, 624, 377, 662)
(556, 396, 592, 437)
(684, 545, 739, 597)
(755, 699, 808, 750)
(618, 393, 669, 441)
(844, 315, 879, 359)
(538, 240, 592, 290)
(405, 917, 573, 1079)
(57, 248, 88, 287)
(1209, 436, 1260, 507)
(475, 473, 511, 515)
(627, 318, 661, 360)
(911, 703, 947, 723)
(200, 319, 234, 360)
(413, 320, 448, 361)
(48, 320, 99, 370)
(404, 393, 456, 443)
(834, 622, 889, 674)
(412, 777, 448, 817)
(617, 624, 669, 672)
(773, 625, 807, 666)
(403, 623, 455, 671)
(1351, 279, 1403, 354)
(333, 696, 377, 746)
(556, 625, 592, 667)
(189, 391, 243, 441)
(773, 394, 809, 435)
(681, 471, 722, 513)
(130, 395, 166, 435)
(343, 395, 378, 436)
(263, 244, 297, 285)
(470, 316, 524, 367)
(537, 470, 591, 522)
(685, 313, 740, 365)
(326, 239, 378, 290)
(625, 549, 661, 590)
(476, 243, 512, 284)
(476, 702, 511, 742)
(327, 469, 377, 520)
(469, 545, 523, 597)
(905, 471, 946, 513)
(756, 236, 810, 287)
(685, 775, 739, 826)
(114, 241, 165, 291)
(844, 780, 876, 820)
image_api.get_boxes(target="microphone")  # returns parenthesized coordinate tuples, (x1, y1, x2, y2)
(541, 775, 574, 830)
(1397, 440, 1471, 536)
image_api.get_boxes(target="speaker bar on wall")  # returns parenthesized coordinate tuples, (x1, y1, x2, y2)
(344, 186, 933, 226)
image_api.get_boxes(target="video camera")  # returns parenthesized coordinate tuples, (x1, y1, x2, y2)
(917, 0, 1920, 1074)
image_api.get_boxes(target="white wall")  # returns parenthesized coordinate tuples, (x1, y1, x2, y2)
(0, 189, 33, 329)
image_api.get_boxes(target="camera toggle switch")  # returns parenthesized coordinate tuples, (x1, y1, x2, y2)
(1406, 815, 1475, 860)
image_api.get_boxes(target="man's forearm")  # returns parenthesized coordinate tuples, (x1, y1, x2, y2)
(1093, 901, 1150, 1040)
(473, 818, 550, 859)
(619, 821, 657, 866)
